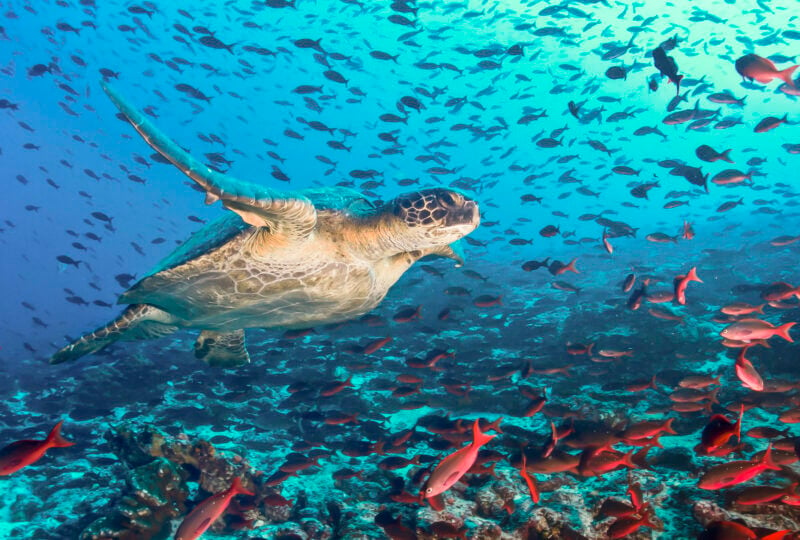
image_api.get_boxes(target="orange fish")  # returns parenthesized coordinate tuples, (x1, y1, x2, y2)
(175, 477, 254, 540)
(422, 420, 496, 498)
(0, 420, 74, 476)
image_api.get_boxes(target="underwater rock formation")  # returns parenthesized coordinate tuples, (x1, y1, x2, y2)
(81, 457, 188, 540)
(80, 423, 275, 539)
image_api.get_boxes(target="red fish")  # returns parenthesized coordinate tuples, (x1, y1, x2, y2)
(175, 477, 254, 540)
(519, 454, 540, 503)
(722, 303, 765, 316)
(620, 418, 676, 441)
(681, 220, 695, 240)
(698, 445, 780, 490)
(622, 273, 636, 293)
(602, 229, 613, 254)
(320, 375, 353, 397)
(607, 507, 659, 539)
(566, 342, 593, 355)
(735, 53, 798, 87)
(735, 347, 764, 391)
(700, 404, 743, 453)
(362, 336, 392, 354)
(473, 295, 502, 307)
(720, 319, 795, 343)
(0, 420, 74, 476)
(673, 266, 702, 305)
(422, 420, 496, 498)
(761, 282, 800, 302)
(702, 520, 791, 540)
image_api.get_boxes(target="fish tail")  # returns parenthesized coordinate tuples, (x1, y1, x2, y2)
(50, 304, 177, 364)
(721, 149, 733, 163)
(687, 266, 702, 283)
(229, 476, 255, 497)
(779, 65, 798, 87)
(566, 258, 579, 274)
(775, 322, 796, 342)
(46, 421, 75, 448)
(623, 449, 637, 469)
(471, 420, 495, 447)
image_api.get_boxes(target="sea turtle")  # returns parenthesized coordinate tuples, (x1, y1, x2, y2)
(50, 83, 480, 367)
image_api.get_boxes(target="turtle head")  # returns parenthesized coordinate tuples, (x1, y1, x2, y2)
(390, 188, 480, 249)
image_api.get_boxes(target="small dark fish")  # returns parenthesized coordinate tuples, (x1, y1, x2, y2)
(198, 35, 235, 53)
(56, 255, 80, 268)
(696, 144, 733, 163)
(522, 258, 550, 272)
(605, 66, 627, 80)
(652, 46, 683, 94)
(323, 70, 348, 85)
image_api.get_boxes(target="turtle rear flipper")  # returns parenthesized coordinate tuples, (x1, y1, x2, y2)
(194, 329, 250, 367)
(50, 304, 177, 364)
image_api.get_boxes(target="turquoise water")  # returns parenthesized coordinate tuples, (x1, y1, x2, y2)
(2, 0, 800, 538)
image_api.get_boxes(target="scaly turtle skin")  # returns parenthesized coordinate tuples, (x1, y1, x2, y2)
(50, 83, 480, 367)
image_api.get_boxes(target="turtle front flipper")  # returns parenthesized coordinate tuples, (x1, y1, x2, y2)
(50, 305, 178, 364)
(419, 240, 466, 267)
(101, 82, 317, 241)
(194, 330, 250, 367)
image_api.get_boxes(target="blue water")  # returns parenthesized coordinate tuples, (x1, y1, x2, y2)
(2, 0, 800, 538)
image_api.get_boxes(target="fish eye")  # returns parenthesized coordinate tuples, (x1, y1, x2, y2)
(425, 487, 433, 493)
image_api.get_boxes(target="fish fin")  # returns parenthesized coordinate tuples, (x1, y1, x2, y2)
(194, 329, 250, 367)
(760, 531, 793, 540)
(721, 149, 734, 163)
(565, 257, 579, 274)
(50, 304, 177, 364)
(779, 65, 798, 88)
(427, 494, 445, 511)
(737, 403, 744, 443)
(46, 421, 75, 448)
(471, 420, 495, 447)
(229, 477, 255, 497)
(762, 444, 781, 470)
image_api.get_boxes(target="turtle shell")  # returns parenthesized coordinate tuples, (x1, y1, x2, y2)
(143, 186, 374, 277)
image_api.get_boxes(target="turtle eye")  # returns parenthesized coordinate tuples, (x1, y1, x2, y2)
(439, 192, 456, 206)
